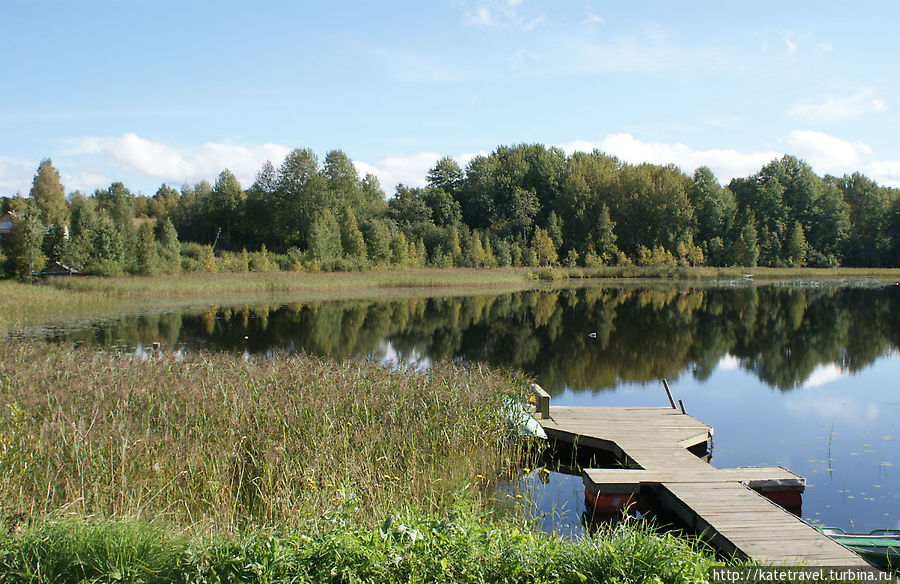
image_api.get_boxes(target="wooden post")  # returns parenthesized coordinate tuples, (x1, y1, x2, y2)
(678, 399, 686, 414)
(662, 379, 676, 409)
(530, 383, 551, 420)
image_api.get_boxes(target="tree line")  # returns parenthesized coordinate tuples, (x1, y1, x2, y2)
(3, 144, 900, 278)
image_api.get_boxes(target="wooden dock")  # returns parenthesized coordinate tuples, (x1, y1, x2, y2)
(530, 387, 874, 568)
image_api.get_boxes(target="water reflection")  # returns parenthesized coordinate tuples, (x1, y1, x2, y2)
(39, 283, 900, 392)
(25, 281, 900, 533)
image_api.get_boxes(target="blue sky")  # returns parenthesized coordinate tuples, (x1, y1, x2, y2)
(3, 1, 900, 196)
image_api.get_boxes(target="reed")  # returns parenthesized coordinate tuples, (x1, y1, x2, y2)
(0, 340, 535, 533)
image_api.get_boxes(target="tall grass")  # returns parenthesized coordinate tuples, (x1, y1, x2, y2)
(0, 340, 534, 532)
(0, 513, 717, 583)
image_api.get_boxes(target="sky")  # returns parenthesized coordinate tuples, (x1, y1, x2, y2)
(3, 0, 900, 197)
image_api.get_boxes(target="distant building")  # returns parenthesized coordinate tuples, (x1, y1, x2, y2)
(0, 211, 14, 248)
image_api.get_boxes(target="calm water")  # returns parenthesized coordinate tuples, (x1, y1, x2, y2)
(31, 281, 900, 534)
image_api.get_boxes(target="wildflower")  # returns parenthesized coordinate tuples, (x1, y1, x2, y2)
(476, 474, 484, 479)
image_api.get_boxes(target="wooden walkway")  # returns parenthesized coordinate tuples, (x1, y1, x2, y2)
(532, 394, 874, 568)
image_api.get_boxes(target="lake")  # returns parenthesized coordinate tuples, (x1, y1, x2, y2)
(28, 280, 900, 535)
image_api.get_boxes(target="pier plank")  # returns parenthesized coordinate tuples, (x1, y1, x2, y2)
(534, 402, 875, 569)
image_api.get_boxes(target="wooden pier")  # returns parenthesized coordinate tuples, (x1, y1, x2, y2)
(530, 386, 874, 568)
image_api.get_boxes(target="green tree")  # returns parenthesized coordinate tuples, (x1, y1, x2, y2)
(150, 184, 180, 221)
(365, 220, 392, 265)
(209, 169, 244, 249)
(426, 156, 463, 195)
(339, 207, 367, 261)
(29, 159, 68, 226)
(134, 222, 159, 275)
(307, 209, 343, 265)
(531, 226, 557, 266)
(546, 210, 563, 251)
(422, 188, 462, 226)
(154, 217, 181, 274)
(732, 216, 760, 267)
(3, 206, 45, 279)
(41, 222, 68, 266)
(275, 148, 328, 250)
(89, 213, 127, 276)
(832, 173, 892, 267)
(786, 221, 808, 267)
(389, 230, 409, 266)
(64, 194, 98, 270)
(689, 167, 736, 261)
(594, 204, 618, 263)
(323, 150, 365, 215)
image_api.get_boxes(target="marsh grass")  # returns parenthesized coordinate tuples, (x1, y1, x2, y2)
(0, 512, 718, 583)
(5, 267, 900, 334)
(0, 340, 535, 533)
(43, 269, 536, 298)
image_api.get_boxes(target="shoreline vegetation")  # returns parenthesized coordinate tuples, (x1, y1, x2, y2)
(0, 339, 719, 583)
(2, 272, 893, 581)
(4, 148, 900, 288)
(2, 266, 900, 334)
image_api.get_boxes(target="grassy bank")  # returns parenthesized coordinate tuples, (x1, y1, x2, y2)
(0, 513, 717, 584)
(0, 269, 540, 333)
(0, 340, 720, 582)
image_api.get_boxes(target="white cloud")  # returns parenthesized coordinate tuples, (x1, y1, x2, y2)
(0, 156, 34, 196)
(866, 160, 900, 187)
(783, 130, 872, 174)
(556, 134, 779, 183)
(72, 133, 291, 189)
(785, 33, 798, 57)
(354, 150, 489, 194)
(464, 6, 493, 27)
(802, 363, 845, 389)
(717, 354, 741, 372)
(61, 170, 111, 194)
(582, 9, 604, 25)
(354, 152, 442, 192)
(790, 92, 886, 120)
(462, 1, 544, 31)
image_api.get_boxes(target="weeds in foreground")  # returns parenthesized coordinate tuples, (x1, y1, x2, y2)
(0, 512, 717, 584)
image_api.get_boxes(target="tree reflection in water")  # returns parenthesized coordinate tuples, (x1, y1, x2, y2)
(45, 282, 900, 392)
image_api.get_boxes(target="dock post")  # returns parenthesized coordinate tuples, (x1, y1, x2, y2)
(662, 379, 676, 409)
(530, 383, 551, 420)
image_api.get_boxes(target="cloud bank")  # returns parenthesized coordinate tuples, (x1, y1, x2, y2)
(4, 130, 900, 198)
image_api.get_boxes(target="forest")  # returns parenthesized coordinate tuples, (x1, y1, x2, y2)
(2, 143, 900, 278)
